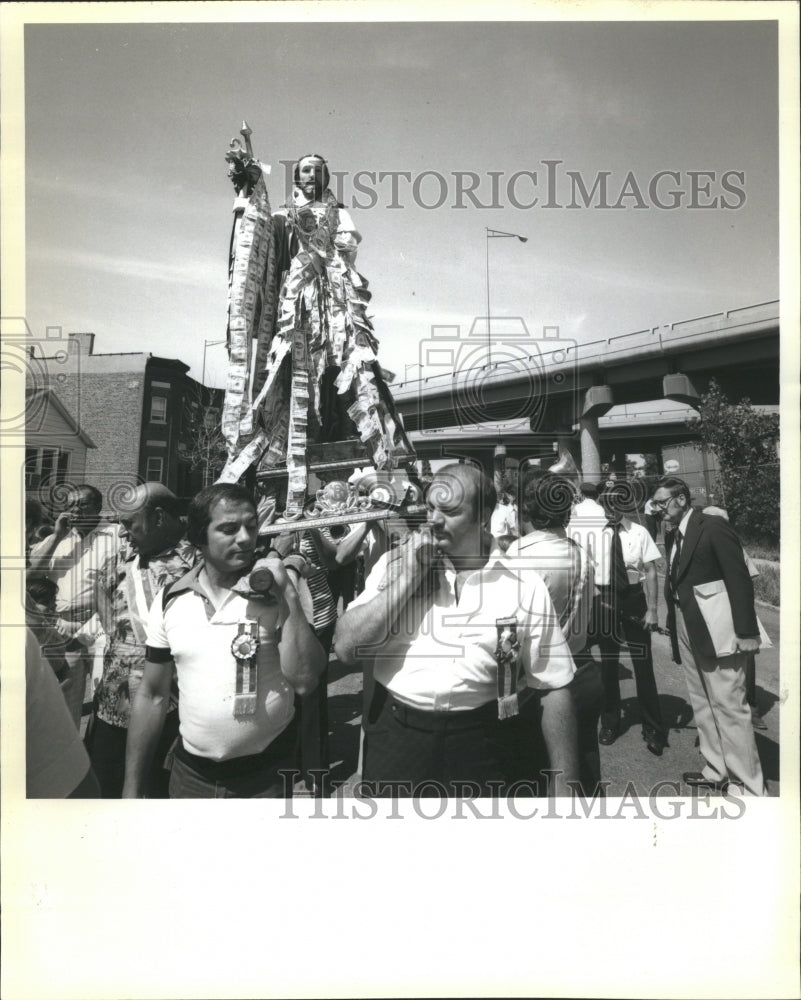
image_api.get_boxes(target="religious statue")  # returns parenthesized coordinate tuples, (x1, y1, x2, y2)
(218, 125, 414, 523)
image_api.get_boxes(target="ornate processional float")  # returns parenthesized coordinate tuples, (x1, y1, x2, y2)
(216, 122, 426, 539)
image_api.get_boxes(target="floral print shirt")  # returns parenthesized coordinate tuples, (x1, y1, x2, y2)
(95, 537, 198, 727)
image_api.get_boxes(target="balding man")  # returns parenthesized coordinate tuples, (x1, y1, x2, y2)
(86, 483, 197, 797)
(335, 463, 578, 797)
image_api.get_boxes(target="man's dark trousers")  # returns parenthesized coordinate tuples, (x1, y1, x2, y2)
(597, 584, 666, 743)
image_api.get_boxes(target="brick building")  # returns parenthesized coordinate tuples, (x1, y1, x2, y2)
(28, 332, 224, 514)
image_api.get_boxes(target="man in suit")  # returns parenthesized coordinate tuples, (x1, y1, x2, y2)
(652, 477, 765, 795)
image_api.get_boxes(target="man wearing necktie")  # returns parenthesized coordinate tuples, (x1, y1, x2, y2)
(653, 477, 765, 795)
(595, 486, 668, 756)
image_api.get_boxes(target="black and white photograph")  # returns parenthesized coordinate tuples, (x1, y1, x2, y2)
(2, 2, 798, 998)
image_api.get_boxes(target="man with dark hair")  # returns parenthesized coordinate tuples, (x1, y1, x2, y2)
(335, 462, 578, 797)
(28, 483, 121, 726)
(568, 479, 608, 586)
(85, 483, 197, 797)
(595, 484, 668, 756)
(510, 471, 594, 653)
(184, 482, 255, 548)
(652, 476, 765, 795)
(507, 470, 600, 794)
(123, 484, 326, 797)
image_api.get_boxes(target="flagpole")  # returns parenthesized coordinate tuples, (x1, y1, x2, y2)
(485, 228, 529, 372)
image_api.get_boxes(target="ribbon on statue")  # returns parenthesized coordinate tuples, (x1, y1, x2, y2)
(495, 616, 523, 720)
(218, 162, 274, 482)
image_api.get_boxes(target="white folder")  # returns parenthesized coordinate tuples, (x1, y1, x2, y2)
(692, 579, 773, 657)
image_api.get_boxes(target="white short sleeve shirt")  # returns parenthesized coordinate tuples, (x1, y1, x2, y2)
(617, 517, 663, 582)
(145, 568, 294, 762)
(347, 553, 575, 711)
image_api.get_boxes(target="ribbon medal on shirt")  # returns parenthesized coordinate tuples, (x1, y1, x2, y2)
(231, 619, 260, 717)
(495, 616, 523, 720)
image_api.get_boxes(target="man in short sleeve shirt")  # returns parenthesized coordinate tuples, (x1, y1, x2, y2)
(88, 483, 197, 797)
(335, 463, 578, 797)
(28, 484, 121, 727)
(123, 484, 325, 798)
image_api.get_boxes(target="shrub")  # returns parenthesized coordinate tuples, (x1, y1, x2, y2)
(687, 381, 779, 546)
(752, 564, 780, 607)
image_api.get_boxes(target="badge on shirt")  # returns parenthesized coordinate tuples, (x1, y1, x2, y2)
(495, 617, 523, 720)
(231, 619, 260, 717)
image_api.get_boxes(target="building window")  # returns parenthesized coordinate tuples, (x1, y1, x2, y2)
(150, 396, 167, 424)
(145, 457, 164, 483)
(25, 447, 71, 489)
(151, 380, 172, 390)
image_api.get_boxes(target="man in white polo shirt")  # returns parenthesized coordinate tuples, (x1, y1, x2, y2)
(122, 484, 326, 798)
(29, 483, 121, 727)
(334, 463, 578, 797)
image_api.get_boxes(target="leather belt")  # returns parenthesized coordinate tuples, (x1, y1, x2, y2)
(381, 685, 498, 733)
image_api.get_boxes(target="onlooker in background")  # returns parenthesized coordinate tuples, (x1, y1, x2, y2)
(272, 526, 339, 796)
(25, 498, 51, 563)
(506, 469, 601, 795)
(703, 505, 767, 731)
(490, 489, 519, 554)
(123, 484, 326, 798)
(654, 477, 765, 795)
(573, 481, 605, 518)
(643, 495, 660, 542)
(26, 628, 100, 798)
(25, 576, 70, 686)
(568, 480, 610, 608)
(28, 484, 121, 727)
(596, 485, 669, 756)
(86, 483, 197, 798)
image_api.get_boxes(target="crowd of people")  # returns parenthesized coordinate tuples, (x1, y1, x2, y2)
(24, 464, 769, 799)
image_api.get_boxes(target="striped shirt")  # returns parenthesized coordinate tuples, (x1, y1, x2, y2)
(299, 533, 337, 632)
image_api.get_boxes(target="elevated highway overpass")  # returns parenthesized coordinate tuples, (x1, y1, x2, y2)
(389, 299, 779, 476)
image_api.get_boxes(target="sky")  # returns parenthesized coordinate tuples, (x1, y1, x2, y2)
(21, 16, 780, 389)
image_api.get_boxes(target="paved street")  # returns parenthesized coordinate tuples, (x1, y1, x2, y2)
(322, 586, 781, 798)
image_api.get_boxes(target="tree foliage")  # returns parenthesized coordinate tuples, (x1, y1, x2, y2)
(182, 382, 228, 488)
(687, 380, 779, 544)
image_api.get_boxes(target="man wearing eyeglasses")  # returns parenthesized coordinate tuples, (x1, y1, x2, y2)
(652, 477, 765, 795)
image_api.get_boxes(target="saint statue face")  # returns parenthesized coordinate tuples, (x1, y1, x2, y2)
(295, 155, 328, 200)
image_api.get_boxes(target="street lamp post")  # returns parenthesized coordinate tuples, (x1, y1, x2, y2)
(485, 228, 528, 367)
